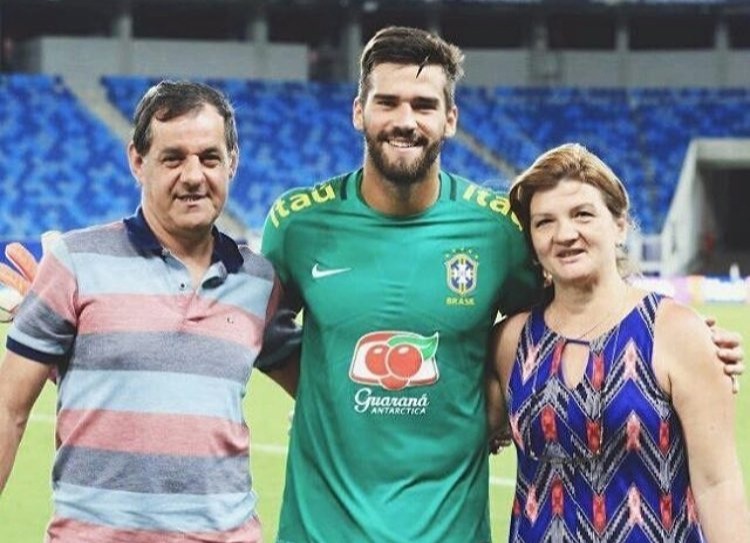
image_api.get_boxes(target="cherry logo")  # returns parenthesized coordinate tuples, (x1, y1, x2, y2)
(350, 331, 440, 390)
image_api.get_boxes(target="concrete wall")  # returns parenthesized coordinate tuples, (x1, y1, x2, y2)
(18, 37, 750, 88)
(660, 139, 750, 276)
(462, 48, 750, 87)
(19, 37, 308, 83)
(462, 50, 531, 86)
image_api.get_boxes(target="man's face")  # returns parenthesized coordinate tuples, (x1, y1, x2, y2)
(353, 62, 457, 186)
(128, 104, 237, 243)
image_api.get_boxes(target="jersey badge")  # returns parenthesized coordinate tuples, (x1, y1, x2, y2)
(444, 249, 478, 305)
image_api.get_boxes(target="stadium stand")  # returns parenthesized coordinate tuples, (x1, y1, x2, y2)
(101, 76, 504, 228)
(630, 87, 750, 230)
(0, 74, 136, 239)
(2, 74, 749, 240)
(456, 85, 750, 233)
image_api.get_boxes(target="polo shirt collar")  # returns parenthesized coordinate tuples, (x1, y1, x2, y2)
(123, 207, 243, 273)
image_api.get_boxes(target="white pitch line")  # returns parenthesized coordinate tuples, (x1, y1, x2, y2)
(30, 413, 56, 424)
(30, 413, 514, 486)
(489, 476, 515, 488)
(252, 443, 288, 455)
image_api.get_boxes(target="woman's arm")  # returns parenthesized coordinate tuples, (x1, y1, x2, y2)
(654, 299, 750, 541)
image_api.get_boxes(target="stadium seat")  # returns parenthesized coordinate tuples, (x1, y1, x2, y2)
(0, 74, 135, 239)
(5, 75, 749, 238)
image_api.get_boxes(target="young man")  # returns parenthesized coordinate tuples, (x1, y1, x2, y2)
(261, 26, 537, 543)
(0, 81, 291, 542)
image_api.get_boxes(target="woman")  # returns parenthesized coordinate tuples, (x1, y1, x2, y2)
(487, 143, 749, 541)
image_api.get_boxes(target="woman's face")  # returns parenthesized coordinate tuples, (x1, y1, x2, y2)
(529, 178, 626, 288)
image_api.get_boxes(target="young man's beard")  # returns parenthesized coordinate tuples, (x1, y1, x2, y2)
(365, 132, 443, 187)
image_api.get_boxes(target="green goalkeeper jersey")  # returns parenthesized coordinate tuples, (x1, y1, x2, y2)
(261, 169, 540, 543)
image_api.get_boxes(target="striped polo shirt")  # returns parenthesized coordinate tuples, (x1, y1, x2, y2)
(7, 210, 280, 543)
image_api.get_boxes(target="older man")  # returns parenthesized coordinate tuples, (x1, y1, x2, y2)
(0, 81, 291, 542)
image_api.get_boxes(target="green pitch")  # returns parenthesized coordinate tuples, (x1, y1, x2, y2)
(1, 303, 749, 542)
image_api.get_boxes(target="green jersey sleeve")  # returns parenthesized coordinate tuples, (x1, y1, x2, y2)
(497, 222, 543, 316)
(256, 192, 304, 372)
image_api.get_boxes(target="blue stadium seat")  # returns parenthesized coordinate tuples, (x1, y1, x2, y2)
(456, 84, 750, 233)
(101, 76, 504, 228)
(0, 74, 135, 240)
(6, 75, 749, 239)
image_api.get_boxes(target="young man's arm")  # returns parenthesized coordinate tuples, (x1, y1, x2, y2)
(705, 315, 744, 391)
(256, 303, 302, 398)
(264, 352, 300, 398)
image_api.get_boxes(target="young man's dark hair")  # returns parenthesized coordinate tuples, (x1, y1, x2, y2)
(358, 26, 465, 109)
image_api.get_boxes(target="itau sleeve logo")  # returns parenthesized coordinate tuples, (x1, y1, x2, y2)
(349, 331, 440, 391)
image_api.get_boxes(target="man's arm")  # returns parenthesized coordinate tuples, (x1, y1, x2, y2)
(258, 204, 303, 398)
(0, 352, 51, 493)
(0, 242, 37, 296)
(264, 351, 300, 398)
(256, 304, 302, 399)
(0, 243, 38, 321)
(705, 316, 744, 391)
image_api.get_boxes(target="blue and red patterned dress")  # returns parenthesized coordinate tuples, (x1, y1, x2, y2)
(506, 292, 704, 542)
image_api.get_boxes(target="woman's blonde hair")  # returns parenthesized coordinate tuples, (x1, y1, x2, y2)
(509, 142, 635, 277)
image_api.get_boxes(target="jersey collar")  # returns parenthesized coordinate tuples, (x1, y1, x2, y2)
(346, 168, 456, 208)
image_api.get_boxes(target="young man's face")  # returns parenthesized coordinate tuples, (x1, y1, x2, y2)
(353, 62, 457, 186)
(129, 104, 237, 244)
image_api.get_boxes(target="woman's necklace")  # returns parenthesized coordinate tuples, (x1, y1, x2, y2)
(547, 289, 628, 341)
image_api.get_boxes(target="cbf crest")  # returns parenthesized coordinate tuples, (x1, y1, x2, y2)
(444, 249, 478, 306)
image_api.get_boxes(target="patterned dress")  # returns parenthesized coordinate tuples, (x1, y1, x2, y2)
(506, 293, 704, 542)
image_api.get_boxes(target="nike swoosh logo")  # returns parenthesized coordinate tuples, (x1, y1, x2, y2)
(311, 263, 352, 279)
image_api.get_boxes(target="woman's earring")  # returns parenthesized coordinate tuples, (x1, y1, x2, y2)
(542, 269, 553, 287)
